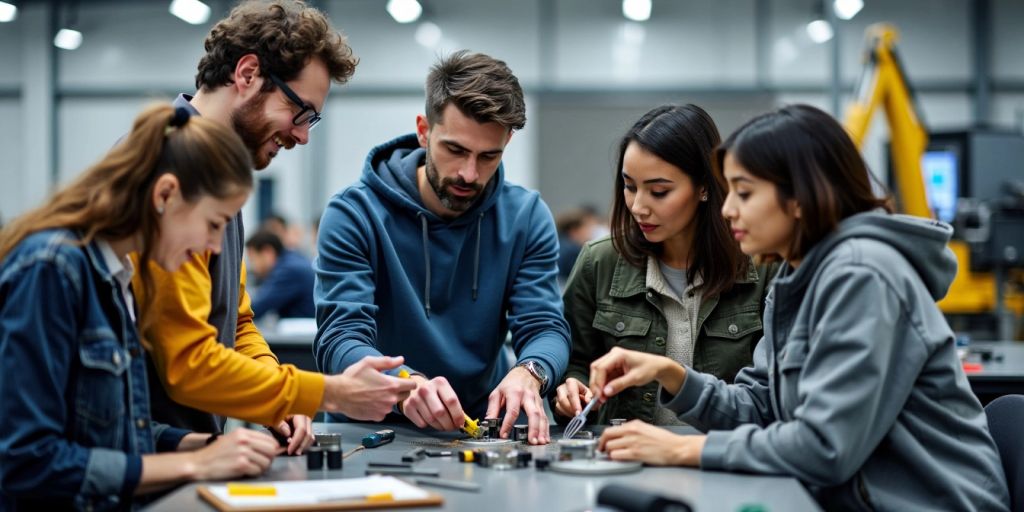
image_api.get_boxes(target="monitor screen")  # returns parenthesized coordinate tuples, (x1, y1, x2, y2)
(921, 149, 959, 223)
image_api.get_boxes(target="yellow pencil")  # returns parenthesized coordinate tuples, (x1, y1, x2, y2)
(226, 483, 277, 496)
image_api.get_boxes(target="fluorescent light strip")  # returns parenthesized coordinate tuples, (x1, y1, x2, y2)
(622, 0, 651, 22)
(0, 1, 17, 23)
(54, 28, 83, 50)
(833, 0, 864, 20)
(170, 0, 211, 25)
(387, 0, 422, 24)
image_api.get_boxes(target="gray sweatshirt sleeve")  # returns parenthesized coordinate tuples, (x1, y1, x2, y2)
(659, 334, 776, 431)
(675, 266, 927, 486)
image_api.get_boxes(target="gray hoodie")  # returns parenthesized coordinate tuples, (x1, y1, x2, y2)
(661, 212, 1009, 511)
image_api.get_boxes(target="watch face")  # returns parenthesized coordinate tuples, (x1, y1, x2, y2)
(527, 361, 547, 383)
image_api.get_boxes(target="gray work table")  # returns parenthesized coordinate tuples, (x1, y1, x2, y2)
(964, 340, 1024, 403)
(146, 423, 820, 511)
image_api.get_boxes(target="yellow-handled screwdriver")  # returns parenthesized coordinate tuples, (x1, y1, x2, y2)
(397, 369, 482, 438)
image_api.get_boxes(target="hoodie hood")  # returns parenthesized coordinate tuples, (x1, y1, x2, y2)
(360, 133, 503, 226)
(356, 133, 505, 314)
(783, 211, 958, 301)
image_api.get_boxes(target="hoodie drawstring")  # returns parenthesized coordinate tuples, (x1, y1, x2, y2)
(418, 211, 484, 314)
(418, 212, 432, 317)
(473, 213, 483, 300)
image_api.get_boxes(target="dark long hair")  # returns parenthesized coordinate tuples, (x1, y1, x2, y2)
(610, 104, 746, 298)
(715, 104, 892, 260)
(0, 104, 253, 329)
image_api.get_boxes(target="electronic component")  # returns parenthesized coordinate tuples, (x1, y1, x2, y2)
(513, 425, 529, 442)
(557, 439, 598, 461)
(401, 447, 426, 462)
(306, 445, 324, 470)
(361, 429, 395, 448)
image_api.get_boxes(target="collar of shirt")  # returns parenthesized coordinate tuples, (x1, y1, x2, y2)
(646, 255, 702, 302)
(96, 238, 137, 322)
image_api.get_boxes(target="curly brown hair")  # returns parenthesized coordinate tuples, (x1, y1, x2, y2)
(426, 50, 526, 131)
(195, 0, 358, 91)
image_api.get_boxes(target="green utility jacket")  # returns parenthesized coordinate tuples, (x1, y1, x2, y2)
(556, 237, 778, 425)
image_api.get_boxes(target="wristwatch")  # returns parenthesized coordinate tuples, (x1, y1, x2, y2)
(516, 360, 549, 389)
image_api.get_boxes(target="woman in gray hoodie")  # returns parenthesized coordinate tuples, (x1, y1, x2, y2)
(590, 104, 1009, 511)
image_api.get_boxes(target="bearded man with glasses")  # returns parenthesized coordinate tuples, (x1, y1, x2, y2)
(132, 0, 416, 459)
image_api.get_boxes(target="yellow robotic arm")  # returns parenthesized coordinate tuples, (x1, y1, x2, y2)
(844, 24, 930, 218)
(843, 23, 1016, 317)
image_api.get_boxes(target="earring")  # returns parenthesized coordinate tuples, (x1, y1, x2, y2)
(156, 206, 165, 215)
(700, 192, 709, 202)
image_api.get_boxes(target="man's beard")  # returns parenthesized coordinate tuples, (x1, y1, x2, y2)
(424, 147, 484, 213)
(230, 93, 275, 170)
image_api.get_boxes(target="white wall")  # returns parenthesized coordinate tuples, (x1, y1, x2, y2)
(1, 0, 1022, 227)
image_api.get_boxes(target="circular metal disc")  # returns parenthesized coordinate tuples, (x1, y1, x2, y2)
(548, 459, 643, 475)
(460, 438, 519, 447)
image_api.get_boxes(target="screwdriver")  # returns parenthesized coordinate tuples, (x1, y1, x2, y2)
(397, 369, 482, 438)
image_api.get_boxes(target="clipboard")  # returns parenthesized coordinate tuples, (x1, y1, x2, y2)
(197, 476, 444, 511)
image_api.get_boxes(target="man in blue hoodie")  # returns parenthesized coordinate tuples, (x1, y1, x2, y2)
(315, 51, 570, 445)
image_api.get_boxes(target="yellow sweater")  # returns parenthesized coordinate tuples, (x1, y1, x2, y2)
(132, 252, 325, 426)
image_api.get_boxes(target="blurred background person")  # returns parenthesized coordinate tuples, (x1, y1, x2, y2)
(259, 212, 305, 251)
(245, 230, 315, 321)
(555, 205, 608, 283)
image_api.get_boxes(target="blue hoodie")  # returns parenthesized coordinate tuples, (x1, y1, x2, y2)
(314, 134, 570, 417)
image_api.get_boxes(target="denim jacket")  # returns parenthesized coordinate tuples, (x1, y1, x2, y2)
(555, 237, 777, 424)
(0, 229, 187, 511)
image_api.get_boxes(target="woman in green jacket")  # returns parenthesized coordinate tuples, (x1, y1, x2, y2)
(553, 104, 776, 426)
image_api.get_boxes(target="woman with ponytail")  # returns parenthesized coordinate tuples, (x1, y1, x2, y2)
(0, 104, 281, 511)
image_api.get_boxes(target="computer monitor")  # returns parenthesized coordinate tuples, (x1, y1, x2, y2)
(921, 148, 959, 223)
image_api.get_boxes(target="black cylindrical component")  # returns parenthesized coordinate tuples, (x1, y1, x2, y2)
(534, 457, 550, 471)
(513, 425, 528, 442)
(306, 446, 324, 470)
(325, 446, 343, 469)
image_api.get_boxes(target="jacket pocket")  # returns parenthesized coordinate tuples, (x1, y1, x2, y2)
(592, 308, 652, 351)
(703, 308, 762, 340)
(777, 339, 808, 416)
(75, 332, 130, 433)
(700, 309, 763, 382)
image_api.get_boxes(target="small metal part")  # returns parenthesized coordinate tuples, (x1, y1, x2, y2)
(516, 451, 533, 466)
(507, 450, 531, 468)
(548, 459, 643, 475)
(483, 418, 501, 439)
(306, 445, 324, 470)
(402, 447, 426, 462)
(573, 430, 594, 440)
(478, 450, 517, 470)
(513, 425, 529, 442)
(314, 433, 342, 447)
(425, 450, 453, 457)
(557, 439, 598, 461)
(412, 477, 482, 493)
(610, 418, 626, 426)
(361, 429, 395, 448)
(364, 467, 441, 477)
(325, 445, 343, 470)
(461, 437, 517, 448)
(367, 462, 413, 468)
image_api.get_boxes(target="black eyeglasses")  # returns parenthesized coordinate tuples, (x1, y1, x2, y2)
(267, 73, 322, 130)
